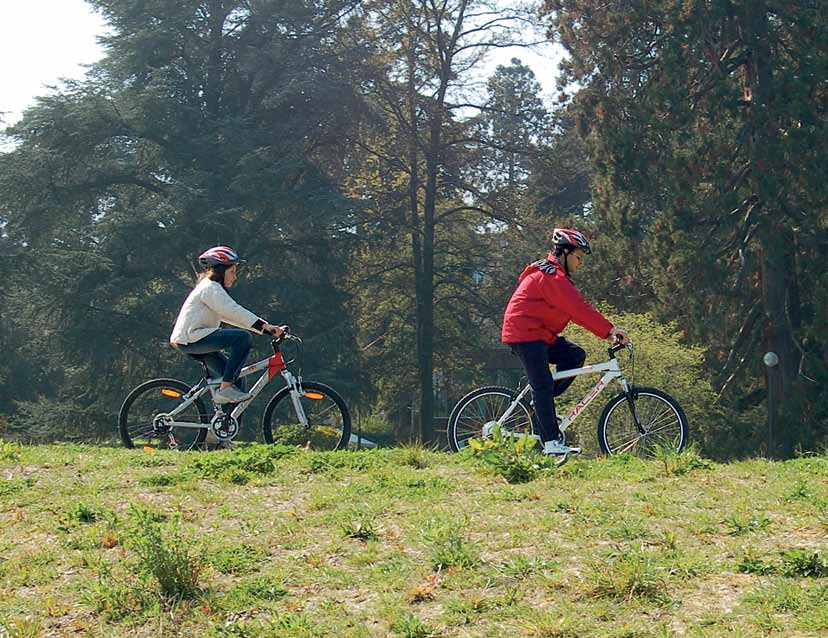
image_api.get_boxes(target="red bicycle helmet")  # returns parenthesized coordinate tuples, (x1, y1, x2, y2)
(552, 228, 592, 254)
(198, 246, 241, 269)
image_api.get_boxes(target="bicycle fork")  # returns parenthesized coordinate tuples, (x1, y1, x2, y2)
(283, 371, 310, 429)
(619, 380, 646, 434)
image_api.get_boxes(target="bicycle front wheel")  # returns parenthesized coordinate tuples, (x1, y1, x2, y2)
(119, 378, 208, 451)
(447, 386, 534, 452)
(597, 387, 688, 457)
(261, 381, 351, 451)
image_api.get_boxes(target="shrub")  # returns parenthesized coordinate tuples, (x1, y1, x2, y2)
(467, 425, 558, 483)
(10, 398, 115, 442)
(0, 438, 22, 462)
(564, 310, 742, 458)
(127, 507, 202, 599)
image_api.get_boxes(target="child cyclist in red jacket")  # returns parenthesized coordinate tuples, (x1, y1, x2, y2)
(502, 228, 628, 456)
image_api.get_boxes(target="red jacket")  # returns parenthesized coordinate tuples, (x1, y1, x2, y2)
(501, 254, 613, 344)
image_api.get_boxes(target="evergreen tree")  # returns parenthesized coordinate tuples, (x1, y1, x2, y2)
(0, 0, 365, 437)
(545, 0, 828, 453)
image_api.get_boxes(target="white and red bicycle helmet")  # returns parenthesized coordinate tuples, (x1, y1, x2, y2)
(552, 228, 592, 254)
(198, 245, 242, 269)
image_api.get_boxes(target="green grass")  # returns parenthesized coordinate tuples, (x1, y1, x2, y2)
(0, 443, 826, 637)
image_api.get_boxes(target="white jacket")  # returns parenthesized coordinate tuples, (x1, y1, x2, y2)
(170, 278, 264, 345)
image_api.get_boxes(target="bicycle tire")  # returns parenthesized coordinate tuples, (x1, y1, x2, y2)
(447, 385, 534, 452)
(597, 386, 688, 457)
(119, 378, 208, 450)
(261, 381, 351, 451)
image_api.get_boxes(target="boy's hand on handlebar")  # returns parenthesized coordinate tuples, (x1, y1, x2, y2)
(609, 326, 629, 345)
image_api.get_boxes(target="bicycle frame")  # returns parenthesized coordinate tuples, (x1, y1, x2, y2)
(158, 343, 308, 431)
(498, 349, 631, 434)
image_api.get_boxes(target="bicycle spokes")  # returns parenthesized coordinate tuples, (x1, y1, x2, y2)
(600, 390, 687, 457)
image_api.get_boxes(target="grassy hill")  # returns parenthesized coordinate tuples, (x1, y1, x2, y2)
(0, 441, 826, 637)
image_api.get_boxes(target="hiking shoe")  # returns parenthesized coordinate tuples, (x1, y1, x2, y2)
(543, 437, 581, 456)
(214, 386, 252, 404)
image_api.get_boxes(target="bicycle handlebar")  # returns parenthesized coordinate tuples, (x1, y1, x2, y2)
(607, 340, 630, 359)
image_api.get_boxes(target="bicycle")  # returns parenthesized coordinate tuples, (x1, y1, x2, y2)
(446, 341, 688, 458)
(118, 332, 352, 451)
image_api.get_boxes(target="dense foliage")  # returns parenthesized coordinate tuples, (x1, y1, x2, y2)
(0, 0, 824, 455)
(543, 0, 828, 455)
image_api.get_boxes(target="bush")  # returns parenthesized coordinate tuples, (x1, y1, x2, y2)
(564, 310, 741, 458)
(10, 398, 117, 443)
(467, 425, 558, 483)
(0, 438, 22, 462)
(127, 507, 202, 599)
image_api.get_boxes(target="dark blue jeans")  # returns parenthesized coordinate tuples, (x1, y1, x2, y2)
(510, 337, 586, 443)
(175, 329, 252, 384)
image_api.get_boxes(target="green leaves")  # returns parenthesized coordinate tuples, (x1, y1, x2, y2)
(467, 424, 558, 484)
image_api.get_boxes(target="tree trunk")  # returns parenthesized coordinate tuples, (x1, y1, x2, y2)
(417, 116, 439, 443)
(406, 34, 430, 442)
(746, 1, 800, 452)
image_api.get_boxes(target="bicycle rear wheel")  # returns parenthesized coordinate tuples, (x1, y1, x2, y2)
(261, 381, 351, 451)
(119, 378, 208, 451)
(447, 386, 534, 452)
(597, 387, 688, 457)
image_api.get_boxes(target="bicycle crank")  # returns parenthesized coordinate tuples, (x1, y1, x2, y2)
(210, 412, 240, 441)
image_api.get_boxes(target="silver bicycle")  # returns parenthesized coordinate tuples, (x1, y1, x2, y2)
(118, 333, 351, 451)
(447, 342, 688, 457)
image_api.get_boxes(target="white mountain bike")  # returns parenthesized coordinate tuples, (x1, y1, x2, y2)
(118, 333, 351, 451)
(447, 342, 688, 457)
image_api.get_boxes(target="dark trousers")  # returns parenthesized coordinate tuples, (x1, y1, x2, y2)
(510, 337, 586, 442)
(175, 328, 252, 384)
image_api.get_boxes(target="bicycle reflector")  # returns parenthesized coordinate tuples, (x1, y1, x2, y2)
(304, 391, 325, 400)
(160, 388, 182, 398)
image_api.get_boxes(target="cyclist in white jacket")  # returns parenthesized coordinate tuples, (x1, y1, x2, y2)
(170, 246, 284, 404)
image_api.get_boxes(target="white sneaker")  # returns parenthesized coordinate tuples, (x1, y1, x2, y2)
(543, 438, 581, 456)
(214, 386, 252, 404)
